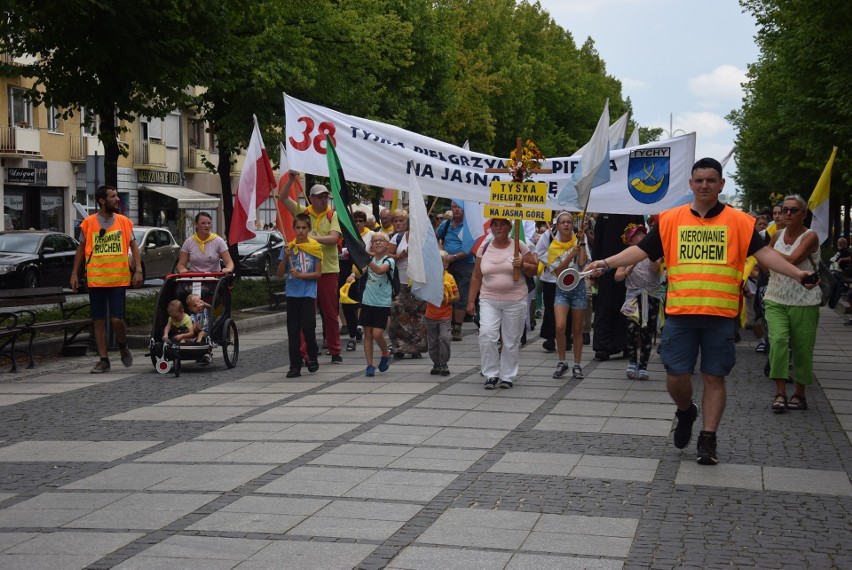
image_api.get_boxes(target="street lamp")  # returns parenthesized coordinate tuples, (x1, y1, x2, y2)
(663, 113, 686, 139)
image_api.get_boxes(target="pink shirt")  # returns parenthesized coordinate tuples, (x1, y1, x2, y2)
(478, 239, 530, 302)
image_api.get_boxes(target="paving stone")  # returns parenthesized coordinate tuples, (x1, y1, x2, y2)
(763, 466, 852, 496)
(0, 440, 161, 463)
(506, 552, 623, 569)
(353, 425, 442, 445)
(256, 466, 377, 496)
(62, 463, 275, 492)
(675, 462, 763, 491)
(422, 427, 510, 448)
(104, 406, 256, 422)
(387, 545, 512, 569)
(239, 539, 377, 569)
(65, 492, 217, 529)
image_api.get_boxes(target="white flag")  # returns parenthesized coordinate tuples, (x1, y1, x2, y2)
(558, 100, 611, 208)
(406, 166, 444, 306)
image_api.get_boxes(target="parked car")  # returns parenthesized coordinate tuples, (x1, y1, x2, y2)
(0, 230, 81, 289)
(131, 227, 181, 281)
(237, 230, 285, 275)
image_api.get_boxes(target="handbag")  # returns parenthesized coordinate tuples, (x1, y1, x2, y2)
(812, 259, 838, 307)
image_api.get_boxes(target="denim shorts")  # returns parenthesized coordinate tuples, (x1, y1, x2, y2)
(88, 287, 127, 320)
(659, 314, 736, 376)
(554, 280, 587, 309)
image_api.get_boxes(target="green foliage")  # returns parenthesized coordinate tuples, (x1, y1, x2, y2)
(124, 291, 160, 327)
(0, 0, 223, 185)
(1, 0, 645, 205)
(733, 0, 851, 220)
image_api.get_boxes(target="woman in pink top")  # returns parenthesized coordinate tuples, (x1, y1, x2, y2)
(467, 218, 538, 389)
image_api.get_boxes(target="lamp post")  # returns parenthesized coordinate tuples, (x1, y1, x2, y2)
(664, 112, 686, 139)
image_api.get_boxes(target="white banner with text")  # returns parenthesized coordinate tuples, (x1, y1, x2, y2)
(284, 95, 697, 215)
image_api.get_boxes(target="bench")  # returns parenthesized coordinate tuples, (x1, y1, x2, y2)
(264, 273, 287, 311)
(0, 287, 92, 372)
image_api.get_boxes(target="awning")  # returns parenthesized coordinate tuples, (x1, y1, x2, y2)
(140, 184, 220, 209)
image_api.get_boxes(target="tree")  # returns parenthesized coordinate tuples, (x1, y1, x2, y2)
(732, 0, 851, 235)
(0, 0, 221, 186)
(191, 0, 415, 251)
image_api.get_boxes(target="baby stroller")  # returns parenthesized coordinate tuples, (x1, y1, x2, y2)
(147, 272, 239, 377)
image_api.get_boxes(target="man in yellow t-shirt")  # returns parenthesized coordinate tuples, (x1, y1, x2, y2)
(279, 177, 343, 362)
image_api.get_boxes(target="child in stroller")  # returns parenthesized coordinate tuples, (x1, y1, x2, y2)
(163, 300, 194, 343)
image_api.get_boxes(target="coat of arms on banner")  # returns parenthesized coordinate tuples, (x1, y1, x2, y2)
(627, 148, 670, 204)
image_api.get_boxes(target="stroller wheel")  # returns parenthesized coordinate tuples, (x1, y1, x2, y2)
(222, 318, 239, 368)
(174, 355, 181, 377)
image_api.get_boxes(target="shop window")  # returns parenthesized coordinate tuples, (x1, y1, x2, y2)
(40, 190, 64, 232)
(4, 191, 25, 230)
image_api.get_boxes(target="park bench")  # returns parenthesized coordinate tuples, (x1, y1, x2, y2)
(0, 287, 92, 372)
(264, 272, 287, 311)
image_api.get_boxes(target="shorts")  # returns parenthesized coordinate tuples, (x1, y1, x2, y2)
(359, 304, 391, 329)
(554, 280, 587, 309)
(659, 314, 736, 376)
(449, 262, 473, 311)
(88, 286, 127, 320)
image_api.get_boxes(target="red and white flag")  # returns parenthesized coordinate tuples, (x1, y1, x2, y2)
(275, 142, 303, 242)
(229, 115, 276, 244)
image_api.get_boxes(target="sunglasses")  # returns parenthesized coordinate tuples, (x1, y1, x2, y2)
(781, 207, 801, 214)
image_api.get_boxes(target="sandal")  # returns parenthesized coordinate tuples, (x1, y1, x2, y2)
(786, 395, 808, 410)
(771, 393, 787, 412)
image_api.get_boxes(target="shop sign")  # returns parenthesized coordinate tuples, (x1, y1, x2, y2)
(7, 168, 35, 184)
(137, 169, 182, 185)
(28, 160, 48, 185)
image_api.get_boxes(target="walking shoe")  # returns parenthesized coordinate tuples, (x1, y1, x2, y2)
(440, 364, 450, 376)
(572, 364, 584, 380)
(637, 368, 649, 381)
(331, 354, 343, 364)
(365, 365, 376, 377)
(378, 355, 390, 372)
(200, 353, 212, 365)
(542, 338, 556, 353)
(452, 324, 462, 341)
(356, 326, 364, 341)
(626, 363, 638, 379)
(673, 402, 699, 449)
(552, 362, 570, 379)
(484, 376, 499, 390)
(430, 364, 441, 375)
(91, 360, 111, 374)
(306, 360, 319, 373)
(696, 431, 719, 465)
(120, 346, 133, 368)
(346, 339, 357, 351)
(499, 380, 513, 389)
(755, 341, 766, 353)
(286, 368, 301, 378)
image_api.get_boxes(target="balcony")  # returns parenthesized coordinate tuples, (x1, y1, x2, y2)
(0, 124, 41, 157)
(186, 145, 217, 172)
(133, 140, 166, 168)
(69, 135, 106, 162)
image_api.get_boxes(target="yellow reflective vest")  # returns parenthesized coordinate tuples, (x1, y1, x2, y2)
(81, 214, 134, 287)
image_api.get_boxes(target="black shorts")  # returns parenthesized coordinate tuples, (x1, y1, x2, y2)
(359, 304, 390, 329)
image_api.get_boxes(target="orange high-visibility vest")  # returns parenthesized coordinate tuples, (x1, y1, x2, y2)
(659, 204, 755, 318)
(81, 214, 134, 287)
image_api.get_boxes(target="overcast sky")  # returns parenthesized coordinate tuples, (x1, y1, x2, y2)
(535, 0, 759, 194)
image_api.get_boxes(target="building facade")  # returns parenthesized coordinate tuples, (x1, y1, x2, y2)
(1, 62, 271, 242)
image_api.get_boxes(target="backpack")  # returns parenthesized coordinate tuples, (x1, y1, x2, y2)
(382, 257, 401, 299)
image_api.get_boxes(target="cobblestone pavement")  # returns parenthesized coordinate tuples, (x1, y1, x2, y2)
(0, 307, 849, 569)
